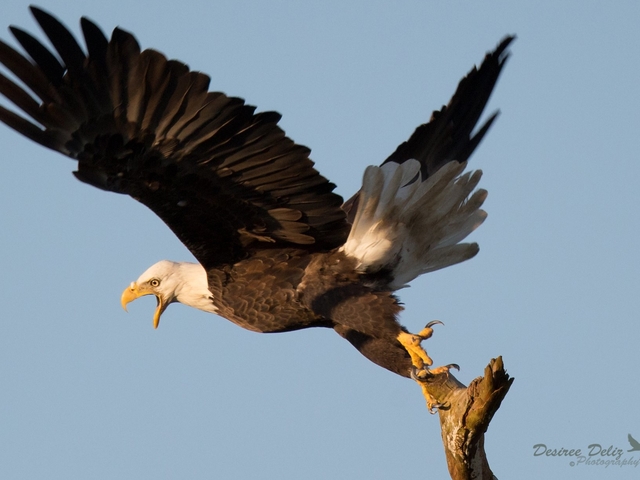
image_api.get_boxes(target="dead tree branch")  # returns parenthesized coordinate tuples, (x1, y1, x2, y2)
(418, 356, 514, 480)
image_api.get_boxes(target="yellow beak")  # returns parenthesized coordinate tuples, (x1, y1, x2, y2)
(121, 282, 166, 329)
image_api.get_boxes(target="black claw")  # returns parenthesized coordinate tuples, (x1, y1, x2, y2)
(429, 401, 452, 413)
(410, 366, 429, 382)
(425, 320, 444, 328)
(411, 364, 459, 382)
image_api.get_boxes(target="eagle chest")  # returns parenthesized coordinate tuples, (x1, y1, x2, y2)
(206, 252, 320, 333)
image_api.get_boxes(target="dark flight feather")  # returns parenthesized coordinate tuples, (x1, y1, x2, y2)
(342, 35, 514, 222)
(0, 6, 351, 269)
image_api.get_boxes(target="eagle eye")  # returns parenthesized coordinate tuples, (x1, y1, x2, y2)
(150, 279, 160, 287)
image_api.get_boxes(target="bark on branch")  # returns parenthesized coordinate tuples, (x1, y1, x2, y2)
(418, 356, 514, 480)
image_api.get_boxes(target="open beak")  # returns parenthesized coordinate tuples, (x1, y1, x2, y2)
(121, 282, 167, 329)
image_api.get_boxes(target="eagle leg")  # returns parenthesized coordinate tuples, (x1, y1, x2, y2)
(396, 320, 444, 370)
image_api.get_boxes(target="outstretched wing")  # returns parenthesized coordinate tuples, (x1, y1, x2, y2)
(0, 7, 350, 268)
(342, 36, 514, 221)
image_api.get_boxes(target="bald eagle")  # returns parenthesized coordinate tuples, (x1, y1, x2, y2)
(0, 7, 512, 411)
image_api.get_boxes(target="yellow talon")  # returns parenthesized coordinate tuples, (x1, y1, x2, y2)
(397, 331, 433, 370)
(396, 320, 443, 370)
(398, 321, 458, 413)
(411, 364, 460, 413)
(419, 383, 441, 414)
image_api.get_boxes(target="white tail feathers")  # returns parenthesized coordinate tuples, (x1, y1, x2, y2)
(342, 159, 487, 289)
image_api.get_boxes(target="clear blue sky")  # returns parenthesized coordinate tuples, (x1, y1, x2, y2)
(1, 1, 639, 479)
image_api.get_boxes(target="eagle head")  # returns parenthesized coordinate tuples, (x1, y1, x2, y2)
(121, 260, 215, 328)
